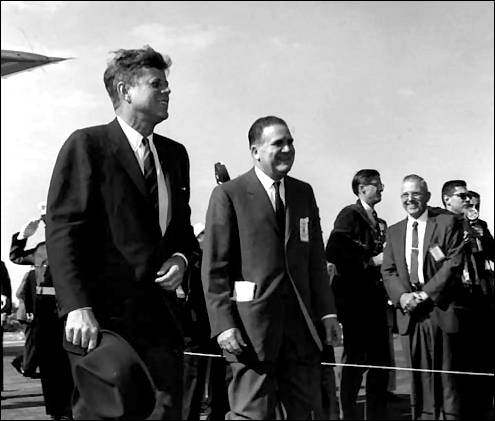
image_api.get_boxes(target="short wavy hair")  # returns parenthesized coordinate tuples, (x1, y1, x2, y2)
(103, 45, 172, 109)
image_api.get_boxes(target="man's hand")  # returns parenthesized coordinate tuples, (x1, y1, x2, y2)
(322, 317, 343, 347)
(26, 313, 34, 323)
(1, 294, 7, 311)
(66, 308, 100, 352)
(155, 255, 186, 291)
(217, 327, 246, 355)
(18, 218, 42, 240)
(470, 222, 484, 237)
(399, 292, 420, 313)
(369, 252, 383, 267)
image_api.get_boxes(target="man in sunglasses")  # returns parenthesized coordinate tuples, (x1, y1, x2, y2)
(441, 180, 494, 420)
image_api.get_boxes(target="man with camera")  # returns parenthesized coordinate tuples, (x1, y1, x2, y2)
(441, 180, 494, 420)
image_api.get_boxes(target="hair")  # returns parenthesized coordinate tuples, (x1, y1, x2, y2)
(248, 116, 288, 147)
(468, 190, 480, 200)
(103, 45, 172, 110)
(403, 174, 429, 192)
(441, 180, 467, 206)
(351, 169, 380, 196)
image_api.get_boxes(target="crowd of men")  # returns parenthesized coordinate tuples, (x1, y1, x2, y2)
(1, 45, 494, 421)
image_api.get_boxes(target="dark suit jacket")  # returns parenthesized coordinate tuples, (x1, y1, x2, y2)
(201, 168, 336, 362)
(381, 208, 465, 335)
(46, 118, 195, 340)
(1, 261, 12, 315)
(325, 200, 387, 325)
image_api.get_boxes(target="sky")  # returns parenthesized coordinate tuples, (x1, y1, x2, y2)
(1, 1, 494, 300)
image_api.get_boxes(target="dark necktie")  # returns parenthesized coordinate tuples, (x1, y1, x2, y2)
(142, 137, 159, 216)
(410, 221, 420, 289)
(274, 181, 285, 235)
(371, 209, 380, 232)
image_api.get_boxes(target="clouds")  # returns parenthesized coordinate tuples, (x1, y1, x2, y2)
(398, 86, 416, 97)
(131, 23, 227, 52)
(2, 1, 73, 13)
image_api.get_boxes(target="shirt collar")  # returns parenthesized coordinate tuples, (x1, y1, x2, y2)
(407, 209, 429, 225)
(254, 166, 284, 190)
(117, 116, 153, 151)
(360, 199, 374, 216)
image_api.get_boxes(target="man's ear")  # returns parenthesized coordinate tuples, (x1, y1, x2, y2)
(117, 81, 130, 102)
(250, 144, 259, 161)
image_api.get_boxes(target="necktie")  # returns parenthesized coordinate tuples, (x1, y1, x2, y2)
(142, 138, 159, 216)
(274, 181, 285, 235)
(410, 221, 420, 289)
(371, 209, 380, 232)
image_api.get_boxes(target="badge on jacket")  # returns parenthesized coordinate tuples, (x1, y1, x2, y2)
(300, 217, 309, 242)
(233, 281, 256, 302)
(429, 245, 446, 262)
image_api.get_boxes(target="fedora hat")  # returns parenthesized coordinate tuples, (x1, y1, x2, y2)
(73, 329, 171, 420)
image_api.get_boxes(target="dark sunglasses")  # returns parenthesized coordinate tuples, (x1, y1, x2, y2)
(451, 192, 470, 200)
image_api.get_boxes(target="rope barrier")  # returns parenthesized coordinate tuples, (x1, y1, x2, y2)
(183, 351, 494, 377)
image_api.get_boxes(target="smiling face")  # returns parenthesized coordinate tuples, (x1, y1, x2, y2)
(401, 179, 431, 219)
(251, 123, 295, 181)
(125, 67, 171, 125)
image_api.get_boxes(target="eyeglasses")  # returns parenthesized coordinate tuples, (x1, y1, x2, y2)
(451, 192, 470, 200)
(401, 193, 422, 200)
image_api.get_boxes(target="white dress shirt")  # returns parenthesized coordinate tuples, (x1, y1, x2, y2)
(360, 199, 376, 225)
(117, 116, 170, 235)
(254, 166, 285, 211)
(405, 210, 428, 285)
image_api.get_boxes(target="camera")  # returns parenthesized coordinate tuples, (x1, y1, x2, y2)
(465, 206, 479, 222)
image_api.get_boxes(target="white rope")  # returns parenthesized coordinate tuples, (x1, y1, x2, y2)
(183, 351, 494, 377)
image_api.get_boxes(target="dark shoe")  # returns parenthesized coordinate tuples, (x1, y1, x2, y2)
(23, 371, 41, 379)
(10, 358, 25, 376)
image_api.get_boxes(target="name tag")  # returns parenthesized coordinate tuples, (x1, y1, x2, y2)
(429, 245, 446, 262)
(300, 217, 309, 242)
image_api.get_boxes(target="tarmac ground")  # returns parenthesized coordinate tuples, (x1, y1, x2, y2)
(0, 335, 421, 420)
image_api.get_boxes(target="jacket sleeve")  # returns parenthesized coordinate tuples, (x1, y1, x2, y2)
(381, 229, 409, 306)
(45, 130, 95, 315)
(9, 233, 36, 266)
(201, 185, 238, 338)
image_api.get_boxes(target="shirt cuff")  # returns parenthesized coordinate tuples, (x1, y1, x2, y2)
(172, 252, 188, 269)
(321, 314, 338, 320)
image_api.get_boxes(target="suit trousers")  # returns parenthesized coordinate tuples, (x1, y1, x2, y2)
(226, 289, 321, 420)
(401, 315, 462, 420)
(35, 295, 74, 419)
(339, 314, 390, 420)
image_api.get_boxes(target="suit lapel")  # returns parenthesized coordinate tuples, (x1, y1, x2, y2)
(154, 136, 175, 221)
(246, 169, 282, 238)
(107, 119, 153, 207)
(354, 200, 377, 231)
(284, 176, 296, 245)
(395, 219, 410, 282)
(423, 214, 437, 262)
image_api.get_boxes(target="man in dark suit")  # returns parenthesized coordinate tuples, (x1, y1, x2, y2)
(1, 260, 13, 395)
(382, 174, 465, 420)
(201, 116, 342, 420)
(441, 182, 494, 419)
(325, 169, 391, 420)
(45, 46, 196, 420)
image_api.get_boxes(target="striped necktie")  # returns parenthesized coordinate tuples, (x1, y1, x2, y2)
(142, 137, 159, 216)
(410, 221, 420, 289)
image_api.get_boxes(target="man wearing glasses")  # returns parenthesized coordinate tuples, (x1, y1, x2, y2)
(382, 174, 465, 420)
(441, 180, 494, 420)
(325, 169, 391, 420)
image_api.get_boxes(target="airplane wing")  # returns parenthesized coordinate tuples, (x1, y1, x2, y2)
(1, 49, 70, 78)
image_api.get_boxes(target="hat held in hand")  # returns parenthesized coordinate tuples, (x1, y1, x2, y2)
(73, 329, 171, 420)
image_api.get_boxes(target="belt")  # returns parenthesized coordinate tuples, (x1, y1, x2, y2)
(36, 286, 56, 296)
